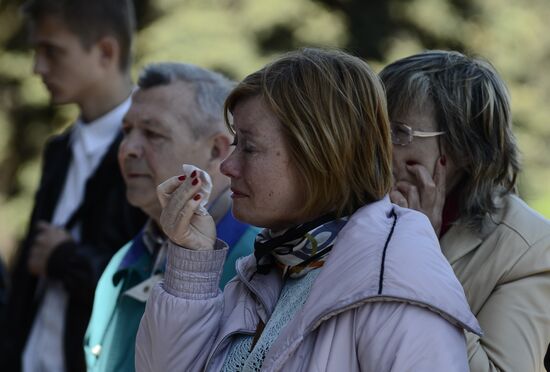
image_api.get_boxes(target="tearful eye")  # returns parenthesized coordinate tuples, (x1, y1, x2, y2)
(230, 135, 256, 154)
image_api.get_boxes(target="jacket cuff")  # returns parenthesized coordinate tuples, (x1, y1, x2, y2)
(163, 240, 228, 299)
(47, 240, 77, 279)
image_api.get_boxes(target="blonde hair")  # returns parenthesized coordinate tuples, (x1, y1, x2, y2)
(380, 50, 520, 227)
(225, 48, 392, 218)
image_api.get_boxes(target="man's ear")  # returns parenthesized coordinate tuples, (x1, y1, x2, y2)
(211, 133, 232, 161)
(96, 36, 120, 69)
(207, 133, 231, 170)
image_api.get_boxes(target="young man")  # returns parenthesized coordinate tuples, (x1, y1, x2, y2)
(84, 63, 257, 372)
(0, 1, 146, 371)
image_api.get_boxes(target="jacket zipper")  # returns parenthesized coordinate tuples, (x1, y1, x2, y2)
(203, 270, 267, 371)
(203, 329, 255, 371)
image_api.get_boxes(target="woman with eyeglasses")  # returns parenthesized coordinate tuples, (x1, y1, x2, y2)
(134, 48, 481, 371)
(381, 50, 550, 372)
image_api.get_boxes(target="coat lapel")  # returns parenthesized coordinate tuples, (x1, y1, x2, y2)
(38, 132, 73, 223)
(440, 224, 483, 265)
(64, 133, 122, 229)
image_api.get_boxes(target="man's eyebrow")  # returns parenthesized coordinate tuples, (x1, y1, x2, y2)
(140, 118, 172, 132)
(122, 117, 159, 127)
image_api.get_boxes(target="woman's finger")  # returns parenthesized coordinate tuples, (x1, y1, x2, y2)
(157, 175, 187, 208)
(406, 164, 440, 211)
(390, 189, 408, 208)
(397, 182, 420, 210)
(433, 156, 447, 205)
(406, 164, 436, 197)
(162, 177, 202, 224)
(161, 193, 203, 244)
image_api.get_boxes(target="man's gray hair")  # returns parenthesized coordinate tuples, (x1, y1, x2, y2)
(138, 62, 235, 135)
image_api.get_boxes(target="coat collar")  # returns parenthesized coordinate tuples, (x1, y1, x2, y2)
(276, 197, 481, 369)
(234, 197, 481, 369)
(440, 198, 504, 265)
(440, 224, 483, 265)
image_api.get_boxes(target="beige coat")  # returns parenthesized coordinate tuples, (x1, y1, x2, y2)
(441, 195, 550, 372)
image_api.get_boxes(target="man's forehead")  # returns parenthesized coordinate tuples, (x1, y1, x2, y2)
(135, 83, 196, 113)
(127, 94, 200, 135)
(134, 82, 195, 105)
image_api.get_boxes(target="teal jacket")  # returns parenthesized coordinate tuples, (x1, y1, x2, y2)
(84, 211, 258, 372)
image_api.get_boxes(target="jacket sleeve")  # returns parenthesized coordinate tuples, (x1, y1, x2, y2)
(357, 301, 470, 372)
(135, 241, 228, 372)
(466, 236, 550, 372)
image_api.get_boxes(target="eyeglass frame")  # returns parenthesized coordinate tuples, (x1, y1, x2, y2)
(390, 120, 446, 146)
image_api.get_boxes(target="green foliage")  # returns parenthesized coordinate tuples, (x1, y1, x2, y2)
(1, 0, 549, 264)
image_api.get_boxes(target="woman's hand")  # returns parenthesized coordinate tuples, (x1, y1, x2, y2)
(157, 173, 216, 250)
(390, 157, 446, 236)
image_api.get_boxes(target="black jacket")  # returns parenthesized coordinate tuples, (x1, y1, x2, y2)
(0, 129, 147, 372)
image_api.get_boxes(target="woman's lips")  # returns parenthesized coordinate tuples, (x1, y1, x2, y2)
(230, 187, 248, 198)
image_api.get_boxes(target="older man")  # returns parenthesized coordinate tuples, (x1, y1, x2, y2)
(84, 63, 258, 372)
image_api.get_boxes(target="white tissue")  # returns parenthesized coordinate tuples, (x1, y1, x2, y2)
(181, 164, 212, 215)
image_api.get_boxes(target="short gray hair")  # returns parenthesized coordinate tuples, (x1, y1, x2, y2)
(138, 62, 235, 136)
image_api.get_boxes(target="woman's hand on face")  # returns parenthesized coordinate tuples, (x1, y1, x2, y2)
(390, 157, 446, 236)
(157, 174, 216, 250)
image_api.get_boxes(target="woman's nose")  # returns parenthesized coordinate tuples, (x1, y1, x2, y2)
(220, 149, 238, 178)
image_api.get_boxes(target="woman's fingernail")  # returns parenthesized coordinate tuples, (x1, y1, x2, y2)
(193, 194, 201, 201)
(192, 178, 199, 186)
(191, 170, 197, 178)
(178, 175, 186, 181)
(440, 156, 447, 166)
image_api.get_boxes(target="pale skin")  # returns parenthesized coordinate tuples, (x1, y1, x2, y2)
(390, 159, 447, 235)
(118, 81, 233, 227)
(390, 102, 462, 236)
(157, 173, 216, 250)
(157, 95, 306, 250)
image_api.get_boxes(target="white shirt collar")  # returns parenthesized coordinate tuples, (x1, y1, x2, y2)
(73, 96, 132, 156)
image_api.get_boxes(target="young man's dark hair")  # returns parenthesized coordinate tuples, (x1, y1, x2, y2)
(23, 0, 136, 71)
(0, 1, 146, 372)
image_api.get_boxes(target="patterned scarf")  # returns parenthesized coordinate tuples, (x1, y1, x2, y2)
(254, 214, 348, 278)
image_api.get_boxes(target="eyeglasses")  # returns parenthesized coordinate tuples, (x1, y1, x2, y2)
(391, 121, 446, 146)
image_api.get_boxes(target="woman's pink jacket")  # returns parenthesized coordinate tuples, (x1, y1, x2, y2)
(136, 197, 482, 372)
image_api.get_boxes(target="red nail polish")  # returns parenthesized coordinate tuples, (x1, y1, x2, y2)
(178, 175, 186, 181)
(193, 194, 201, 201)
(440, 156, 447, 166)
(192, 178, 199, 186)
(191, 170, 197, 178)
